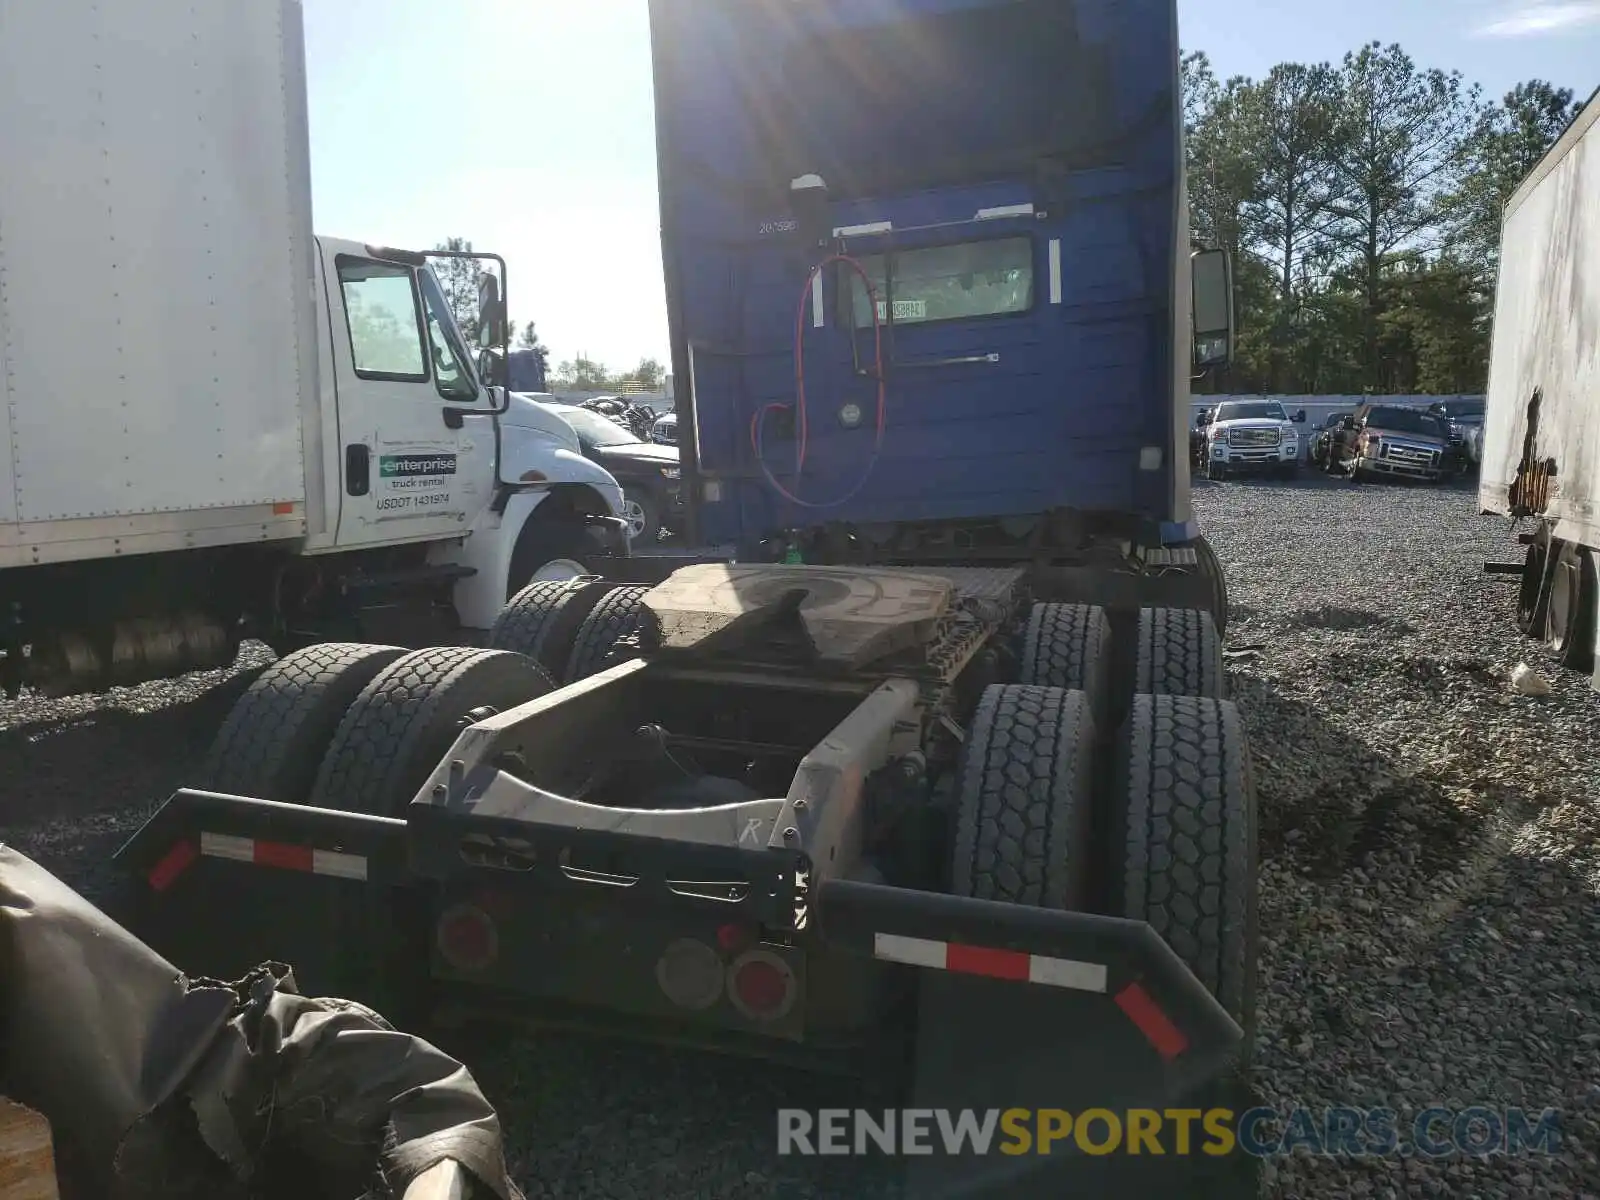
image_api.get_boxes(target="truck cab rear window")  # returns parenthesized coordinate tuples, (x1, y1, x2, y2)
(338, 259, 428, 380)
(842, 237, 1034, 329)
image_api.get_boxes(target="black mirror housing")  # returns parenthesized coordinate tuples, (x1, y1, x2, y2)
(477, 272, 506, 349)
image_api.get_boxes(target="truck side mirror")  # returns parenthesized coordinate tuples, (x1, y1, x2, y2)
(1293, 409, 1307, 424)
(476, 348, 506, 388)
(1191, 248, 1234, 368)
(1341, 416, 1357, 430)
(477, 272, 506, 349)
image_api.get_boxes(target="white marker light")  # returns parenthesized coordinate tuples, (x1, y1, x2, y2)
(839, 403, 863, 429)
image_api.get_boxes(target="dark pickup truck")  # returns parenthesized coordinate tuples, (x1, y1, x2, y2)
(1322, 403, 1449, 483)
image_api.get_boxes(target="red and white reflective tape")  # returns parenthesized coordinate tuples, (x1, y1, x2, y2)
(146, 833, 367, 891)
(872, 932, 1108, 992)
(871, 932, 1191, 1061)
(199, 833, 367, 879)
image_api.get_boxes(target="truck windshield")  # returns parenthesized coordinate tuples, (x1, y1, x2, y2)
(843, 238, 1034, 329)
(1369, 408, 1445, 438)
(418, 269, 479, 404)
(1212, 402, 1288, 422)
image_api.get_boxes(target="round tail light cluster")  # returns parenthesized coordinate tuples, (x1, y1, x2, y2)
(653, 937, 798, 1023)
(436, 904, 498, 973)
(726, 948, 798, 1022)
(655, 938, 725, 1010)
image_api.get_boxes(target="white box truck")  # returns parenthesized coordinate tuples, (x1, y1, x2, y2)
(0, 0, 631, 697)
(1480, 86, 1600, 686)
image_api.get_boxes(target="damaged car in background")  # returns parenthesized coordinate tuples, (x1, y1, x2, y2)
(1428, 397, 1486, 477)
(1322, 403, 1450, 484)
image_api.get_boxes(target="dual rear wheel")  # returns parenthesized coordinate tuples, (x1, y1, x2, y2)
(954, 601, 1255, 1039)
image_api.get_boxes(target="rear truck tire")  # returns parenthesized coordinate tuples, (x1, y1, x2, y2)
(1118, 693, 1257, 1045)
(197, 642, 409, 804)
(243, 648, 549, 1032)
(1016, 603, 1110, 720)
(1193, 534, 1230, 637)
(1135, 606, 1225, 699)
(487, 578, 614, 677)
(1517, 527, 1553, 637)
(563, 584, 653, 683)
(620, 488, 662, 543)
(309, 646, 557, 816)
(1547, 542, 1597, 673)
(949, 684, 1095, 909)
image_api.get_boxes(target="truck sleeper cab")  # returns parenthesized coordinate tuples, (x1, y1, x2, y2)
(655, 0, 1231, 587)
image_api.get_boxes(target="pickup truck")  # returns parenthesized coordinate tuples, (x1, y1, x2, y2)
(1196, 399, 1307, 480)
(1323, 403, 1449, 483)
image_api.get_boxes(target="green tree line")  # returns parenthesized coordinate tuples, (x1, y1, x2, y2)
(1185, 42, 1585, 395)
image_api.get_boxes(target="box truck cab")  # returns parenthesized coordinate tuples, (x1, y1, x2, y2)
(307, 238, 630, 624)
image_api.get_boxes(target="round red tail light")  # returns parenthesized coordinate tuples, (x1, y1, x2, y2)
(727, 949, 797, 1022)
(437, 904, 497, 973)
(656, 938, 724, 1010)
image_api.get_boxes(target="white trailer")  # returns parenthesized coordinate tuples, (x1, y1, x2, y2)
(0, 0, 631, 696)
(1480, 86, 1600, 687)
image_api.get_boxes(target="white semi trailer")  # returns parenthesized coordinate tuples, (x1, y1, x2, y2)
(1480, 86, 1600, 686)
(0, 0, 629, 698)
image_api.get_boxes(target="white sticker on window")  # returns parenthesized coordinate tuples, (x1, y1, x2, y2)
(874, 298, 927, 321)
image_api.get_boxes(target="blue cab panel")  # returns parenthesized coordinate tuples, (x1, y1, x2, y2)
(647, 0, 1188, 547)
(505, 349, 548, 394)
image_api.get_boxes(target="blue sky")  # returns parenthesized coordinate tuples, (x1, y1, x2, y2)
(302, 0, 1600, 372)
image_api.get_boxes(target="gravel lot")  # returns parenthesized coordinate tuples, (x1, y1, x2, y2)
(4, 472, 1598, 1198)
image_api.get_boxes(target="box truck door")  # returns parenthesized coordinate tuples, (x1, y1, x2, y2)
(325, 251, 496, 547)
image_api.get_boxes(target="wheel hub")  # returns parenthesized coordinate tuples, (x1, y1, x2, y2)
(622, 496, 648, 540)
(533, 558, 588, 584)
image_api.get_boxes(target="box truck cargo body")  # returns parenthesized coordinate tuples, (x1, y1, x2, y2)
(0, 0, 316, 554)
(0, 0, 630, 697)
(1479, 87, 1600, 685)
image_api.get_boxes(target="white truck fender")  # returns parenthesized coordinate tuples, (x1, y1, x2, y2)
(497, 394, 626, 509)
(437, 397, 629, 630)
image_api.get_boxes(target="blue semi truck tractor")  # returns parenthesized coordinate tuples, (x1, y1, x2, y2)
(115, 1, 1257, 1195)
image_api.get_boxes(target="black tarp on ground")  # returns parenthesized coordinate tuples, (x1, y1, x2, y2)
(0, 845, 522, 1200)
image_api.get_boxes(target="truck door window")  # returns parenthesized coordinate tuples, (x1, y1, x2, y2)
(418, 269, 480, 403)
(841, 236, 1034, 329)
(337, 259, 428, 380)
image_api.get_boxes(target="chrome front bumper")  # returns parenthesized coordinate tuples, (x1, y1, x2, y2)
(1362, 441, 1444, 479)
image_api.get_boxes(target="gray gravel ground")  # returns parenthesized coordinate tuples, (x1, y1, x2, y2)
(4, 471, 1598, 1198)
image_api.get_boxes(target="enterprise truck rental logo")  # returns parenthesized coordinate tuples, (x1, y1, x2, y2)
(776, 1107, 1562, 1159)
(379, 453, 457, 478)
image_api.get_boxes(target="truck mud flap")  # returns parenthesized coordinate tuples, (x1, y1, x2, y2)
(817, 878, 1257, 1199)
(112, 788, 410, 1004)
